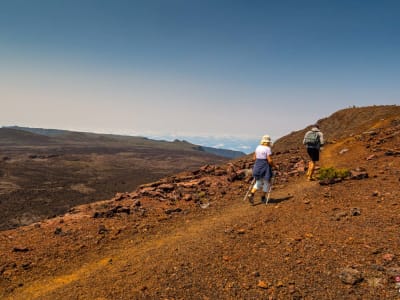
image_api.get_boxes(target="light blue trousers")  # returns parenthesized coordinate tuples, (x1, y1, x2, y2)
(253, 178, 270, 193)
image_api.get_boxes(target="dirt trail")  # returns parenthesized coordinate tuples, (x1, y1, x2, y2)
(7, 179, 311, 300)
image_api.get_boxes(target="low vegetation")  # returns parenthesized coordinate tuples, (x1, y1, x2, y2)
(317, 166, 350, 181)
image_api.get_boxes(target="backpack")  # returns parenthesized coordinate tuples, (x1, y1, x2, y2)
(304, 131, 320, 146)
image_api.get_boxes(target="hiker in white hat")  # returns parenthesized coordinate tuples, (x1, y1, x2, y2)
(247, 135, 277, 205)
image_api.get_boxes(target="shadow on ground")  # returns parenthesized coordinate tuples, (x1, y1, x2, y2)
(251, 195, 293, 206)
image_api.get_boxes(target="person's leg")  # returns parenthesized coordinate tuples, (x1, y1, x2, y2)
(308, 161, 315, 180)
(306, 148, 318, 180)
(248, 179, 261, 204)
(261, 178, 269, 203)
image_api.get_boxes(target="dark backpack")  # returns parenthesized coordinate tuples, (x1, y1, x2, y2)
(304, 131, 320, 147)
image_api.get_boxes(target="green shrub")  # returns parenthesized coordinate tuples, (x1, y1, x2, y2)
(317, 167, 350, 180)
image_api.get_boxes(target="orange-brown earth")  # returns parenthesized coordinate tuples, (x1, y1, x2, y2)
(0, 105, 399, 299)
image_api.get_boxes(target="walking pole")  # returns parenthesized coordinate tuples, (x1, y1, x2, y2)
(265, 173, 276, 205)
(243, 178, 255, 201)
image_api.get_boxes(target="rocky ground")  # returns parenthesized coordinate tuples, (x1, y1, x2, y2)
(0, 106, 399, 299)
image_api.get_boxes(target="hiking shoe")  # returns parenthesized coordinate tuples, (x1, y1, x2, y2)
(261, 196, 266, 204)
(247, 193, 254, 205)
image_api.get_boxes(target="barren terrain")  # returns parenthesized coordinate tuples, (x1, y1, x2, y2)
(0, 105, 399, 299)
(0, 130, 229, 230)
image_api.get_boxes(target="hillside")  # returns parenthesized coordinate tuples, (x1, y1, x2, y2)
(0, 105, 399, 299)
(273, 105, 400, 153)
(4, 126, 246, 158)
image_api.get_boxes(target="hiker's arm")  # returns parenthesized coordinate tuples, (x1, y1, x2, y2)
(267, 155, 276, 169)
(319, 132, 324, 146)
(302, 132, 308, 145)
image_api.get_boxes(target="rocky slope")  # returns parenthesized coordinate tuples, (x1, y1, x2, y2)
(0, 105, 399, 299)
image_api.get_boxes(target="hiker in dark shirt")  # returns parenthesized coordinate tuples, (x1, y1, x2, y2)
(303, 124, 324, 181)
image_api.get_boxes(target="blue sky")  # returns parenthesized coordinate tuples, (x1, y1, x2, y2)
(1, 0, 399, 152)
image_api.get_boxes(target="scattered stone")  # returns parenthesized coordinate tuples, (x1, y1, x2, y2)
(372, 191, 380, 197)
(68, 207, 80, 214)
(93, 211, 114, 218)
(54, 227, 63, 235)
(177, 179, 205, 188)
(12, 247, 29, 253)
(386, 267, 400, 277)
(158, 184, 175, 192)
(182, 194, 192, 201)
(165, 208, 182, 215)
(385, 150, 400, 156)
(339, 267, 363, 285)
(339, 148, 349, 155)
(293, 160, 306, 172)
(371, 264, 385, 271)
(354, 167, 366, 172)
(350, 169, 369, 180)
(21, 262, 32, 270)
(139, 187, 156, 194)
(252, 271, 260, 277)
(200, 164, 215, 174)
(372, 248, 383, 255)
(199, 202, 210, 209)
(214, 169, 227, 176)
(363, 131, 377, 136)
(366, 154, 377, 160)
(0, 263, 17, 275)
(335, 211, 348, 221)
(114, 192, 127, 201)
(93, 205, 131, 219)
(113, 206, 130, 215)
(382, 253, 395, 262)
(350, 208, 361, 216)
(98, 225, 108, 234)
(257, 280, 269, 289)
(319, 178, 342, 185)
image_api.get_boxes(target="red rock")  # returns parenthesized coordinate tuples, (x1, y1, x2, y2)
(257, 280, 269, 289)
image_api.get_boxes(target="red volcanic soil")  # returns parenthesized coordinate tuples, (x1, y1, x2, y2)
(0, 105, 399, 299)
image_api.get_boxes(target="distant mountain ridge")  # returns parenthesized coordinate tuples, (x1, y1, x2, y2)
(147, 134, 258, 154)
(197, 145, 245, 159)
(2, 126, 245, 159)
